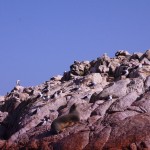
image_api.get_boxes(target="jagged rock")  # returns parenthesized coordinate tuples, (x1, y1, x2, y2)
(13, 85, 24, 93)
(98, 65, 109, 73)
(132, 91, 150, 113)
(90, 79, 130, 103)
(130, 52, 143, 61)
(91, 99, 116, 116)
(138, 65, 150, 80)
(144, 49, 150, 60)
(92, 56, 111, 73)
(108, 58, 121, 76)
(126, 78, 144, 95)
(51, 75, 63, 81)
(115, 50, 130, 57)
(103, 110, 139, 126)
(103, 114, 150, 149)
(140, 57, 150, 65)
(54, 131, 89, 150)
(81, 73, 102, 86)
(84, 126, 111, 150)
(0, 111, 8, 122)
(0, 50, 150, 149)
(114, 64, 128, 79)
(108, 92, 138, 112)
(62, 71, 71, 81)
(70, 61, 91, 76)
(0, 96, 4, 102)
(145, 75, 150, 90)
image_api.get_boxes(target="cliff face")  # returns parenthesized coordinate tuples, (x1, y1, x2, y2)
(0, 50, 150, 149)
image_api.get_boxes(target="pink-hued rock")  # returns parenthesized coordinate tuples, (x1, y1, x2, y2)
(0, 50, 150, 149)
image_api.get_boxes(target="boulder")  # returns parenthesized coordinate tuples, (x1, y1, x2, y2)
(144, 49, 150, 60)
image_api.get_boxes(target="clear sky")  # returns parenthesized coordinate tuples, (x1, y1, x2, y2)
(0, 0, 150, 95)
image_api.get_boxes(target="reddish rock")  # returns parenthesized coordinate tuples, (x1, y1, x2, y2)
(54, 131, 89, 150)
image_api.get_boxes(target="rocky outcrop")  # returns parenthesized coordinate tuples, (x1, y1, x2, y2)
(0, 49, 150, 149)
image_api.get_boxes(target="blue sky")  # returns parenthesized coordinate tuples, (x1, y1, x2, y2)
(0, 0, 150, 95)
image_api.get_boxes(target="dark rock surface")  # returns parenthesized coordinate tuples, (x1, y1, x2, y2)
(0, 50, 150, 149)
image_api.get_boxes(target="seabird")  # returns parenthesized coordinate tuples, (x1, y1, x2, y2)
(36, 118, 47, 127)
(122, 69, 129, 76)
(103, 95, 113, 101)
(36, 92, 43, 99)
(70, 86, 81, 92)
(88, 82, 96, 87)
(51, 91, 58, 99)
(47, 95, 50, 99)
(16, 80, 20, 86)
(108, 95, 113, 100)
(42, 95, 51, 101)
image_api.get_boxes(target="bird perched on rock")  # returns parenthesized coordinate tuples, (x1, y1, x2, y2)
(107, 95, 113, 100)
(36, 118, 47, 127)
(36, 92, 43, 99)
(51, 90, 62, 99)
(122, 69, 129, 76)
(16, 80, 20, 86)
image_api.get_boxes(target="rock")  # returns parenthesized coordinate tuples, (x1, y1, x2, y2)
(108, 92, 139, 112)
(0, 49, 149, 149)
(126, 78, 144, 95)
(115, 50, 130, 57)
(103, 114, 150, 149)
(0, 96, 4, 102)
(132, 91, 150, 113)
(139, 65, 150, 79)
(130, 143, 137, 150)
(82, 73, 102, 86)
(76, 102, 92, 121)
(0, 140, 6, 149)
(98, 65, 109, 73)
(114, 64, 128, 79)
(144, 49, 150, 60)
(0, 111, 8, 122)
(51, 75, 63, 81)
(96, 79, 130, 100)
(90, 82, 128, 103)
(103, 110, 139, 126)
(84, 127, 111, 150)
(70, 61, 91, 76)
(13, 85, 24, 93)
(145, 75, 150, 90)
(0, 125, 6, 138)
(140, 57, 150, 65)
(62, 71, 71, 81)
(54, 131, 89, 150)
(108, 59, 121, 76)
(130, 52, 143, 61)
(91, 99, 116, 117)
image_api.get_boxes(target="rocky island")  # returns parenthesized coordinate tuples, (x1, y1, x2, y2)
(0, 50, 150, 149)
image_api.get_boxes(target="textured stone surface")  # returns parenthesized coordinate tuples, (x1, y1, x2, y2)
(0, 50, 150, 149)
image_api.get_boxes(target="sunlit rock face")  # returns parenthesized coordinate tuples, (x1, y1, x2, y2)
(1, 50, 150, 149)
